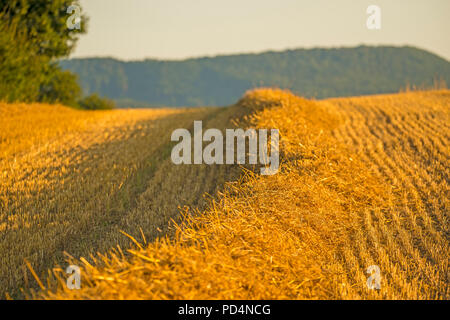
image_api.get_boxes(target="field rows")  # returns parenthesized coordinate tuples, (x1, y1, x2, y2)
(1, 90, 448, 299)
(0, 103, 248, 297)
(327, 91, 449, 298)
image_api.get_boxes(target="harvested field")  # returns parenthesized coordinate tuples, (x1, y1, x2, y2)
(1, 89, 448, 299)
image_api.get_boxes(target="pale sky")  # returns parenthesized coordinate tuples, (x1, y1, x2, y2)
(70, 0, 450, 61)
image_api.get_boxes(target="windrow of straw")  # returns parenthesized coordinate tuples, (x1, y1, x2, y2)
(32, 89, 448, 299)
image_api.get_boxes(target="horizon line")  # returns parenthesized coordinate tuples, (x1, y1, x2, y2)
(66, 43, 441, 63)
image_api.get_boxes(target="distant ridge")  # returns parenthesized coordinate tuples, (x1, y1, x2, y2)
(61, 46, 450, 107)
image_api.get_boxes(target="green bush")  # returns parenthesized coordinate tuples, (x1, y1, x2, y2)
(0, 15, 48, 102)
(0, 1, 87, 105)
(78, 94, 116, 110)
(38, 67, 82, 107)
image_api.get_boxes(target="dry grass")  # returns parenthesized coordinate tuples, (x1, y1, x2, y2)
(2, 89, 448, 299)
(0, 102, 249, 298)
(24, 88, 448, 300)
(326, 90, 449, 299)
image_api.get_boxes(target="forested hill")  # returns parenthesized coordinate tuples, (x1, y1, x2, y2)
(60, 46, 450, 107)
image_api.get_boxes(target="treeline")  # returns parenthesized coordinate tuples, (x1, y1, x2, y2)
(61, 46, 450, 107)
(0, 0, 114, 109)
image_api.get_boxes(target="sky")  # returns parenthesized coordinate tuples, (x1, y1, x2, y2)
(70, 0, 450, 61)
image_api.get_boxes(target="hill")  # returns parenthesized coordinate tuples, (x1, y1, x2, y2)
(60, 46, 450, 107)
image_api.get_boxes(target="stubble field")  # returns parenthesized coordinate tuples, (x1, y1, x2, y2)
(0, 89, 448, 299)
